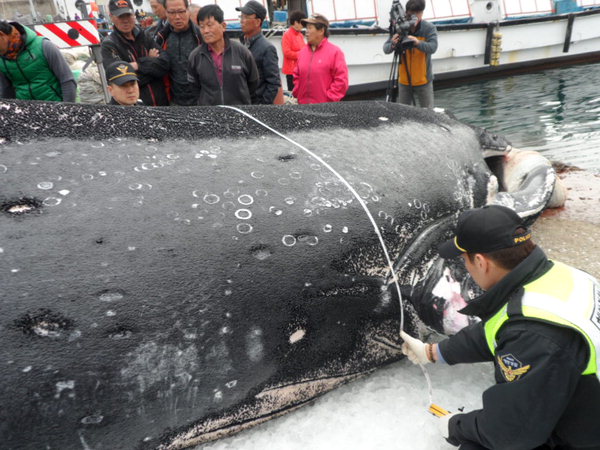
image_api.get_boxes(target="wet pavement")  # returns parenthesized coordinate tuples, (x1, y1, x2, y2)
(534, 169, 600, 278)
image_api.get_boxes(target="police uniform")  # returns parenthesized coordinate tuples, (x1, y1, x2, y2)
(438, 246, 600, 449)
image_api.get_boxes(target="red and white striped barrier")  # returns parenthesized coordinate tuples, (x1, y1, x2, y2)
(33, 20, 101, 48)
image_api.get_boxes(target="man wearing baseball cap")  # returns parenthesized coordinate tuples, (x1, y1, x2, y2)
(101, 0, 169, 106)
(401, 205, 600, 449)
(106, 61, 142, 105)
(236, 1, 281, 104)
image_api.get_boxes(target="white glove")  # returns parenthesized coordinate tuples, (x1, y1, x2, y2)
(400, 331, 430, 365)
(437, 412, 456, 439)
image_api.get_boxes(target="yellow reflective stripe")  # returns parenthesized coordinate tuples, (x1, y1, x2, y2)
(522, 305, 597, 375)
(484, 305, 508, 355)
(483, 261, 599, 378)
(521, 262, 598, 376)
(524, 261, 574, 303)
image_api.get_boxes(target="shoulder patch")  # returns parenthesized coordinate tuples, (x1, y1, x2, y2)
(497, 354, 531, 382)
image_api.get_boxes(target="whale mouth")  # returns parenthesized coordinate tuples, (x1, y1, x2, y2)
(159, 325, 402, 450)
(160, 372, 364, 450)
(483, 147, 511, 159)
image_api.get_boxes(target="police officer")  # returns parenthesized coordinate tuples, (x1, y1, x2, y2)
(105, 61, 143, 106)
(102, 0, 169, 106)
(401, 205, 600, 449)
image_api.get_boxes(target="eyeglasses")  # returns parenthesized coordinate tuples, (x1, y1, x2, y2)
(167, 9, 187, 15)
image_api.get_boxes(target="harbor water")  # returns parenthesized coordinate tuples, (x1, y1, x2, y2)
(434, 62, 600, 173)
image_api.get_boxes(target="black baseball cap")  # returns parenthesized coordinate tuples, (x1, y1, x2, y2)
(236, 1, 267, 20)
(438, 205, 531, 259)
(109, 0, 134, 16)
(106, 61, 138, 85)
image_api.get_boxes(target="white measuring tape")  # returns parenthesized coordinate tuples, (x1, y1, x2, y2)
(219, 105, 434, 404)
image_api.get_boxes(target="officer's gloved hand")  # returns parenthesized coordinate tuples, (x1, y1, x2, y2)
(437, 412, 456, 439)
(400, 331, 431, 364)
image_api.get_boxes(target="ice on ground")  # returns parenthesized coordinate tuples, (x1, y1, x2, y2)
(199, 360, 494, 450)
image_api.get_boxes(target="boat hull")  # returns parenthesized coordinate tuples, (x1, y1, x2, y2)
(266, 8, 600, 95)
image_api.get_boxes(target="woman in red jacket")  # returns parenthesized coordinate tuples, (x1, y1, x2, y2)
(281, 10, 306, 91)
(292, 14, 349, 104)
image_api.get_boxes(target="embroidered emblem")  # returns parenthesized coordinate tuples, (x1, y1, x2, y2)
(497, 354, 530, 382)
(116, 64, 129, 74)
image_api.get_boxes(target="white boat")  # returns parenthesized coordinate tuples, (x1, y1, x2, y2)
(218, 0, 600, 95)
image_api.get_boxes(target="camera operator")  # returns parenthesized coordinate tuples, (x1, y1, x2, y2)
(383, 0, 438, 108)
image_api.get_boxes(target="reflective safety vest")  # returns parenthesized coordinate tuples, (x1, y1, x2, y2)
(484, 261, 600, 382)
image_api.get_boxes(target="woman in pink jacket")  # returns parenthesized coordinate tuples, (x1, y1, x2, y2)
(281, 10, 306, 91)
(292, 14, 349, 104)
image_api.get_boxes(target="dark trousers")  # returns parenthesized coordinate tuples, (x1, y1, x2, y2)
(459, 443, 554, 450)
(458, 443, 487, 450)
(285, 74, 294, 91)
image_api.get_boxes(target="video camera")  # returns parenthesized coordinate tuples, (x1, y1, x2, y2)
(389, 0, 418, 52)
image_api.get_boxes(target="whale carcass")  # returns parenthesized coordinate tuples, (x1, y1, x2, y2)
(0, 100, 558, 449)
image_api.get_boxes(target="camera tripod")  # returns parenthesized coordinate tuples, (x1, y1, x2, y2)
(385, 45, 417, 106)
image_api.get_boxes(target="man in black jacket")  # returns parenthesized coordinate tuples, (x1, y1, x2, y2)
(187, 4, 258, 106)
(401, 205, 600, 450)
(236, 0, 281, 104)
(146, 0, 167, 41)
(102, 0, 169, 106)
(155, 0, 202, 105)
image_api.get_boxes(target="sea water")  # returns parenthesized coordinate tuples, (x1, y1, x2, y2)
(434, 62, 600, 173)
(198, 63, 600, 450)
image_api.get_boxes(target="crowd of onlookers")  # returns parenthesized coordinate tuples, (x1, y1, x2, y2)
(0, 0, 350, 107)
(1, 0, 437, 108)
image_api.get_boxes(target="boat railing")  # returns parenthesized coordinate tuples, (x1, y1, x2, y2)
(217, 0, 600, 31)
(307, 0, 380, 24)
(424, 0, 473, 21)
(502, 0, 554, 17)
(580, 0, 600, 7)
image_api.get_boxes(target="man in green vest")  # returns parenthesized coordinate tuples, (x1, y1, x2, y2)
(401, 205, 600, 449)
(0, 20, 76, 102)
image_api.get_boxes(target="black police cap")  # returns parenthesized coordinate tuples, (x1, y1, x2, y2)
(438, 205, 531, 259)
